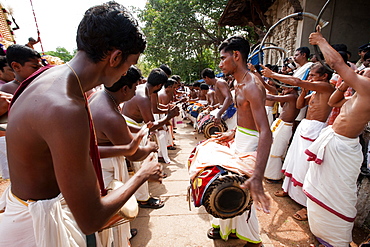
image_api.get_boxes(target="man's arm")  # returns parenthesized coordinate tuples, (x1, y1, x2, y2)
(47, 106, 161, 234)
(328, 81, 350, 107)
(309, 28, 370, 94)
(214, 81, 232, 124)
(0, 91, 12, 116)
(151, 93, 168, 114)
(261, 65, 332, 93)
(139, 96, 179, 132)
(266, 93, 296, 103)
(296, 88, 310, 109)
(242, 86, 272, 213)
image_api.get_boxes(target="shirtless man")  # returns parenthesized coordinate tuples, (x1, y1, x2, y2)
(207, 36, 271, 247)
(121, 69, 179, 208)
(262, 84, 300, 182)
(262, 62, 334, 221)
(89, 66, 158, 246)
(1, 44, 42, 94)
(303, 28, 370, 247)
(0, 56, 14, 85)
(201, 68, 233, 125)
(0, 3, 162, 246)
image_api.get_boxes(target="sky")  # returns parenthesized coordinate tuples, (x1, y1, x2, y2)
(3, 0, 147, 53)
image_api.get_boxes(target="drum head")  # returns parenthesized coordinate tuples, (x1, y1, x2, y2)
(203, 119, 227, 139)
(203, 174, 252, 219)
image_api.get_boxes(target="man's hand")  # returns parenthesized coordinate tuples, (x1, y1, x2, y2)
(309, 25, 325, 46)
(260, 65, 274, 78)
(0, 91, 12, 115)
(213, 113, 222, 126)
(140, 153, 163, 183)
(211, 130, 235, 142)
(167, 105, 180, 119)
(241, 176, 270, 214)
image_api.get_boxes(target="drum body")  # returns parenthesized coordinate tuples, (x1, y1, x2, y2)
(190, 166, 252, 219)
(100, 179, 139, 230)
(199, 115, 227, 139)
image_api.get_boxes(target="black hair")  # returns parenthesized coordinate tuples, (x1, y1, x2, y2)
(164, 78, 176, 88)
(338, 51, 348, 63)
(296, 47, 310, 59)
(6, 44, 41, 69)
(171, 74, 181, 82)
(147, 68, 168, 87)
(76, 1, 146, 63)
(218, 35, 250, 63)
(200, 83, 209, 90)
(364, 51, 370, 61)
(201, 68, 215, 79)
(0, 56, 8, 72)
(332, 44, 347, 52)
(159, 64, 172, 76)
(105, 65, 142, 92)
(193, 82, 201, 87)
(310, 62, 333, 81)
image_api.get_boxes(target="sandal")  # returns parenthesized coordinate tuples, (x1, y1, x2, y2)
(207, 228, 238, 240)
(138, 197, 164, 209)
(274, 190, 288, 197)
(130, 228, 138, 239)
(207, 228, 221, 239)
(293, 208, 308, 221)
(266, 178, 283, 184)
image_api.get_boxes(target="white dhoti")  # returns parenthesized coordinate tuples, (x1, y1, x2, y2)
(211, 126, 261, 243)
(0, 136, 9, 179)
(265, 106, 274, 127)
(281, 119, 326, 206)
(154, 113, 171, 164)
(0, 187, 86, 247)
(303, 126, 361, 247)
(264, 119, 293, 180)
(98, 156, 132, 247)
(122, 115, 150, 201)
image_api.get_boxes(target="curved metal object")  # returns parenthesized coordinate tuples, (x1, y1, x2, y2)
(258, 12, 329, 65)
(249, 46, 288, 62)
(313, 0, 334, 72)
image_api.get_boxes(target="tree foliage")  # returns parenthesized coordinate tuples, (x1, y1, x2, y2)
(137, 0, 255, 82)
(44, 47, 75, 62)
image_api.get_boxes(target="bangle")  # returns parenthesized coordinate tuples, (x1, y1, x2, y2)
(230, 129, 236, 132)
(336, 87, 346, 92)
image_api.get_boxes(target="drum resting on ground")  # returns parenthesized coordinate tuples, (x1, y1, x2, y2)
(190, 165, 252, 219)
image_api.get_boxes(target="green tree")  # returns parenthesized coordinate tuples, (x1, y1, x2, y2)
(137, 0, 255, 82)
(45, 47, 74, 62)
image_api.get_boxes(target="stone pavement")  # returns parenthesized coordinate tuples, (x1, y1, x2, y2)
(130, 120, 277, 247)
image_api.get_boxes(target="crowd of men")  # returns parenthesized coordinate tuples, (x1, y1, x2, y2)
(0, 1, 369, 247)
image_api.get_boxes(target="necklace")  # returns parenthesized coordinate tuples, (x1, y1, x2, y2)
(14, 78, 22, 84)
(104, 89, 122, 114)
(235, 70, 249, 88)
(66, 62, 84, 96)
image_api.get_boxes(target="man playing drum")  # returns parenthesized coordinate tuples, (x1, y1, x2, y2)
(0, 2, 162, 246)
(207, 36, 272, 247)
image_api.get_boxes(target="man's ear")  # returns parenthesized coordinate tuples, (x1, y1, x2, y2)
(10, 62, 21, 72)
(109, 49, 123, 67)
(121, 85, 128, 95)
(233, 50, 241, 61)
